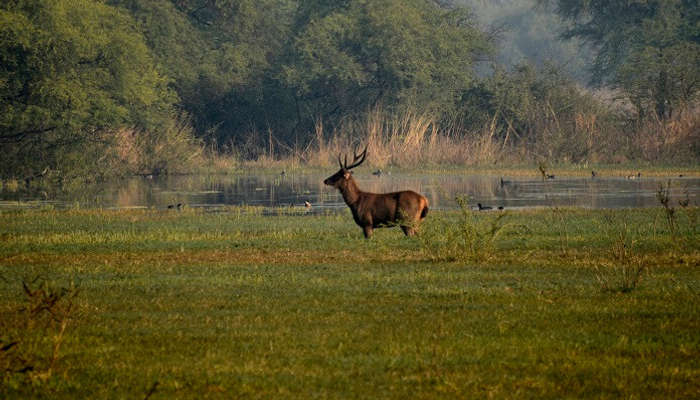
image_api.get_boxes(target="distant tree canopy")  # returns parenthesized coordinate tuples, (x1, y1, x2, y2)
(2, 0, 695, 178)
(108, 0, 295, 147)
(114, 0, 491, 148)
(543, 0, 700, 119)
(281, 0, 490, 129)
(0, 0, 176, 176)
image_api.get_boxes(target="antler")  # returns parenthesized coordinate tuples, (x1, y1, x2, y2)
(338, 145, 368, 170)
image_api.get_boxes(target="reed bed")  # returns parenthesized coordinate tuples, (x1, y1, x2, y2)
(293, 108, 507, 169)
(238, 103, 698, 171)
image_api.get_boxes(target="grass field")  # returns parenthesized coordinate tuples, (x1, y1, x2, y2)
(1, 206, 698, 399)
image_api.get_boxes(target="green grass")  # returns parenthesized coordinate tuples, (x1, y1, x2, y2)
(0, 207, 698, 399)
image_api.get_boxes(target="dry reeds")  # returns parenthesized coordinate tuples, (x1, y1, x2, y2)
(635, 106, 700, 163)
(296, 107, 510, 169)
(110, 116, 204, 175)
(235, 101, 698, 170)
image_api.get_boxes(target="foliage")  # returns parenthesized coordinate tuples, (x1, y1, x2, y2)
(0, 277, 79, 385)
(1, 0, 698, 177)
(0, 0, 178, 178)
(108, 0, 296, 145)
(592, 216, 648, 293)
(542, 0, 700, 120)
(420, 196, 525, 262)
(656, 180, 698, 250)
(281, 0, 491, 133)
(460, 62, 620, 163)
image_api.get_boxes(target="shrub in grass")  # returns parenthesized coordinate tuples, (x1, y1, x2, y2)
(420, 196, 524, 262)
(0, 278, 80, 386)
(656, 181, 698, 252)
(593, 217, 648, 293)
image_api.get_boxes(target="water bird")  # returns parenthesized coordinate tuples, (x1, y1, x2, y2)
(538, 165, 555, 180)
(24, 166, 49, 186)
(591, 170, 597, 178)
(500, 177, 514, 187)
(280, 170, 286, 177)
(304, 201, 312, 208)
(372, 169, 383, 176)
(626, 172, 641, 179)
(477, 203, 492, 211)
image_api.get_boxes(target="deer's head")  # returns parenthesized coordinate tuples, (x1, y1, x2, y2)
(323, 146, 367, 189)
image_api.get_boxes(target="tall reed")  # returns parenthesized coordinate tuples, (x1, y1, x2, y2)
(299, 107, 509, 168)
(238, 101, 698, 170)
(110, 116, 204, 176)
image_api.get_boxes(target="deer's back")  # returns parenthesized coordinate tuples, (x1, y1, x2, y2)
(359, 190, 427, 223)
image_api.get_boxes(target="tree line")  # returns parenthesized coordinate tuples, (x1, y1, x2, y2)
(1, 0, 698, 179)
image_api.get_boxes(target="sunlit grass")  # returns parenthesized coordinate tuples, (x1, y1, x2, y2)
(0, 207, 698, 398)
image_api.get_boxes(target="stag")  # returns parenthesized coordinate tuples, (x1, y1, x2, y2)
(324, 147, 429, 238)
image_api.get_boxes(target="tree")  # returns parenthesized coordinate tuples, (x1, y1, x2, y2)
(0, 0, 175, 177)
(279, 0, 491, 136)
(542, 0, 699, 119)
(105, 1, 493, 152)
(108, 0, 297, 147)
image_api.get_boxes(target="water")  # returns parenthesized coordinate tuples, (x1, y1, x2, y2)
(1, 172, 698, 211)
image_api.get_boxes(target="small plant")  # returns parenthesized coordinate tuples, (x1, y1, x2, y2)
(0, 277, 80, 384)
(676, 187, 698, 239)
(656, 180, 677, 236)
(656, 181, 697, 250)
(420, 195, 522, 262)
(548, 207, 571, 256)
(593, 217, 648, 293)
(1, 179, 20, 192)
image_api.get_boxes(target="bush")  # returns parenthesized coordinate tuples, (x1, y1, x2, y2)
(109, 117, 204, 176)
(420, 196, 524, 262)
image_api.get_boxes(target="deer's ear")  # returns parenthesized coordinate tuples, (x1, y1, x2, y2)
(343, 171, 351, 180)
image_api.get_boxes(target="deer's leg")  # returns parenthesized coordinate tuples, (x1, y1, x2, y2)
(363, 225, 373, 239)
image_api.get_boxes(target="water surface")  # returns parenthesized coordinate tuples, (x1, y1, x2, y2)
(2, 171, 697, 211)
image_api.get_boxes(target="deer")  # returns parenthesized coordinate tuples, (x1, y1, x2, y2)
(323, 146, 429, 238)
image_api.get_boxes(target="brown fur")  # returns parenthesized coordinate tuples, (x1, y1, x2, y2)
(324, 168, 429, 238)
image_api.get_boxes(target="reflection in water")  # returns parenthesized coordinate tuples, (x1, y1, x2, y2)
(1, 172, 698, 211)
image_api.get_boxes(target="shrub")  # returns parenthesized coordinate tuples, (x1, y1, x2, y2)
(0, 278, 80, 385)
(420, 196, 524, 262)
(592, 218, 648, 293)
